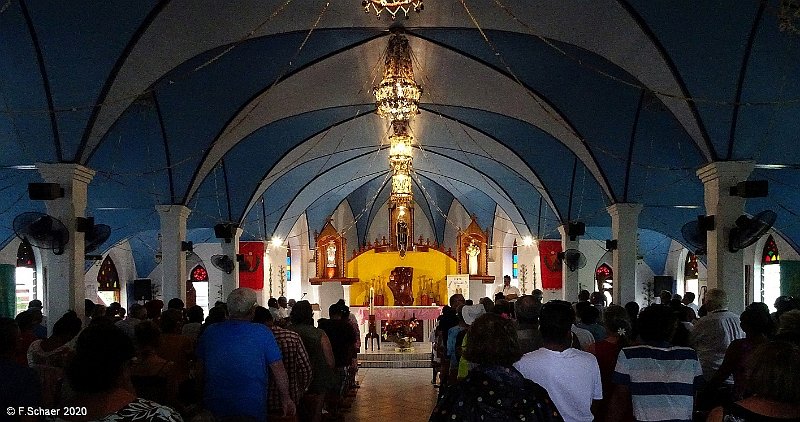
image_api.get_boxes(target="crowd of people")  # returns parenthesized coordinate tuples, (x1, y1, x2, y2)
(1, 292, 362, 422)
(2, 286, 799, 422)
(431, 288, 800, 422)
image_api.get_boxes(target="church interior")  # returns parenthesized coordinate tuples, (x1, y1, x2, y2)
(1, 0, 800, 325)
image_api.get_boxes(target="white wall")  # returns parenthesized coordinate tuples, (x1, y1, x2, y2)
(83, 240, 136, 307)
(0, 238, 20, 266)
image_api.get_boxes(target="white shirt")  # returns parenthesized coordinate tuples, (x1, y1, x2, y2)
(572, 324, 595, 352)
(690, 309, 744, 380)
(514, 347, 602, 422)
(277, 306, 290, 319)
(494, 284, 520, 297)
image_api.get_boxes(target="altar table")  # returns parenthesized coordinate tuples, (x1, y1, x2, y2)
(351, 306, 443, 324)
(351, 306, 443, 349)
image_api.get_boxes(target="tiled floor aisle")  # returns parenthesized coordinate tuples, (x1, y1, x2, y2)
(347, 368, 438, 421)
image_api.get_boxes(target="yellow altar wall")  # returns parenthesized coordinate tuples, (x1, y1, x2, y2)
(348, 249, 456, 306)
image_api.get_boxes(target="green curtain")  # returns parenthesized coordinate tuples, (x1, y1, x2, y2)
(780, 260, 800, 297)
(0, 264, 15, 318)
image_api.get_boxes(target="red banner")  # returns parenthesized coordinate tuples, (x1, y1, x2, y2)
(539, 240, 563, 289)
(238, 241, 265, 290)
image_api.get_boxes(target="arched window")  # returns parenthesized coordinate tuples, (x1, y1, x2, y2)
(681, 253, 699, 305)
(15, 240, 38, 315)
(286, 248, 292, 282)
(761, 235, 781, 311)
(595, 263, 613, 305)
(97, 256, 120, 305)
(190, 264, 210, 315)
(512, 240, 519, 279)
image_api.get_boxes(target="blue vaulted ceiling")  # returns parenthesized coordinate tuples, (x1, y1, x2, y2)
(1, 0, 799, 275)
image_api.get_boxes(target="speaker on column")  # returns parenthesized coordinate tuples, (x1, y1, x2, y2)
(133, 279, 152, 301)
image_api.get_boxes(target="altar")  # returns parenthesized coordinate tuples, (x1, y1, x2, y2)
(351, 305, 442, 349)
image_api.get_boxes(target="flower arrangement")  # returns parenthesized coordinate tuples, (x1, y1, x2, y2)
(268, 264, 274, 298)
(278, 265, 286, 297)
(383, 316, 420, 350)
(519, 264, 528, 295)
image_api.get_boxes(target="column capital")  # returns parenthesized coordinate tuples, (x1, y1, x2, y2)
(696, 161, 754, 184)
(156, 204, 192, 220)
(37, 163, 95, 185)
(606, 203, 643, 218)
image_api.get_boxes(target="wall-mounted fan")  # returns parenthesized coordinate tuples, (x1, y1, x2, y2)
(729, 210, 776, 252)
(558, 248, 587, 272)
(211, 254, 235, 274)
(13, 212, 69, 255)
(681, 215, 714, 255)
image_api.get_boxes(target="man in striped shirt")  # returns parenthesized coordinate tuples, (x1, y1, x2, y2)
(609, 305, 703, 422)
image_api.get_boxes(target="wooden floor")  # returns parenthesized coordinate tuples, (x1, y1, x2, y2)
(346, 368, 439, 421)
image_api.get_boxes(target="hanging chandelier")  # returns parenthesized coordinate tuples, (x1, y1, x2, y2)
(363, 0, 423, 20)
(374, 33, 422, 121)
(389, 122, 414, 208)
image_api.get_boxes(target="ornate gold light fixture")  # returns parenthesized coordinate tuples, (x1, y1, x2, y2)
(780, 0, 800, 34)
(363, 0, 423, 20)
(374, 33, 422, 122)
(389, 122, 414, 208)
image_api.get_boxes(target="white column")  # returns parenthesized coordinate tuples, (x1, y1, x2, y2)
(558, 224, 580, 302)
(607, 203, 643, 305)
(157, 205, 191, 303)
(697, 161, 753, 313)
(219, 227, 243, 300)
(37, 163, 95, 325)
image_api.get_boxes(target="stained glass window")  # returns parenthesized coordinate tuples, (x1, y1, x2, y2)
(17, 240, 35, 268)
(684, 253, 698, 278)
(97, 256, 120, 291)
(286, 248, 292, 282)
(762, 235, 780, 265)
(595, 263, 612, 281)
(512, 240, 518, 279)
(191, 265, 209, 281)
(595, 263, 613, 304)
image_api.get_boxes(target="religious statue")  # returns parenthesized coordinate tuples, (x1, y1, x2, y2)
(397, 219, 409, 255)
(388, 266, 414, 305)
(326, 241, 337, 268)
(466, 239, 480, 275)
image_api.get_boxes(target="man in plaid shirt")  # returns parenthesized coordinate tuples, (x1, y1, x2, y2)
(267, 315, 313, 415)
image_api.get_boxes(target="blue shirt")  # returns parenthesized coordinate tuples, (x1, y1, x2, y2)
(197, 320, 282, 420)
(612, 344, 703, 422)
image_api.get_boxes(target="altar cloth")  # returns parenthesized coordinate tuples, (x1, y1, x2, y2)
(351, 306, 443, 325)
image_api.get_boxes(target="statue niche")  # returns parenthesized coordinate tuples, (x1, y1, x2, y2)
(313, 219, 346, 279)
(388, 266, 414, 306)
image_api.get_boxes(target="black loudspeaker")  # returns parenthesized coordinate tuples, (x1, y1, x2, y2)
(653, 276, 675, 296)
(214, 223, 238, 242)
(75, 217, 94, 233)
(730, 180, 768, 198)
(566, 221, 585, 241)
(133, 279, 152, 301)
(28, 183, 64, 200)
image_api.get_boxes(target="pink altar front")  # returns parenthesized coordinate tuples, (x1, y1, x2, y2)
(351, 306, 442, 349)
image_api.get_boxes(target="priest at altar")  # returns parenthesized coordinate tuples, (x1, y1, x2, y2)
(494, 275, 520, 300)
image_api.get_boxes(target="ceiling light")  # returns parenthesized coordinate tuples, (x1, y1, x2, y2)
(522, 236, 535, 247)
(362, 0, 423, 20)
(271, 237, 283, 248)
(374, 33, 421, 121)
(754, 164, 791, 170)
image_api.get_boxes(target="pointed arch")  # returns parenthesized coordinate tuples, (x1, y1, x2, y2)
(97, 255, 121, 305)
